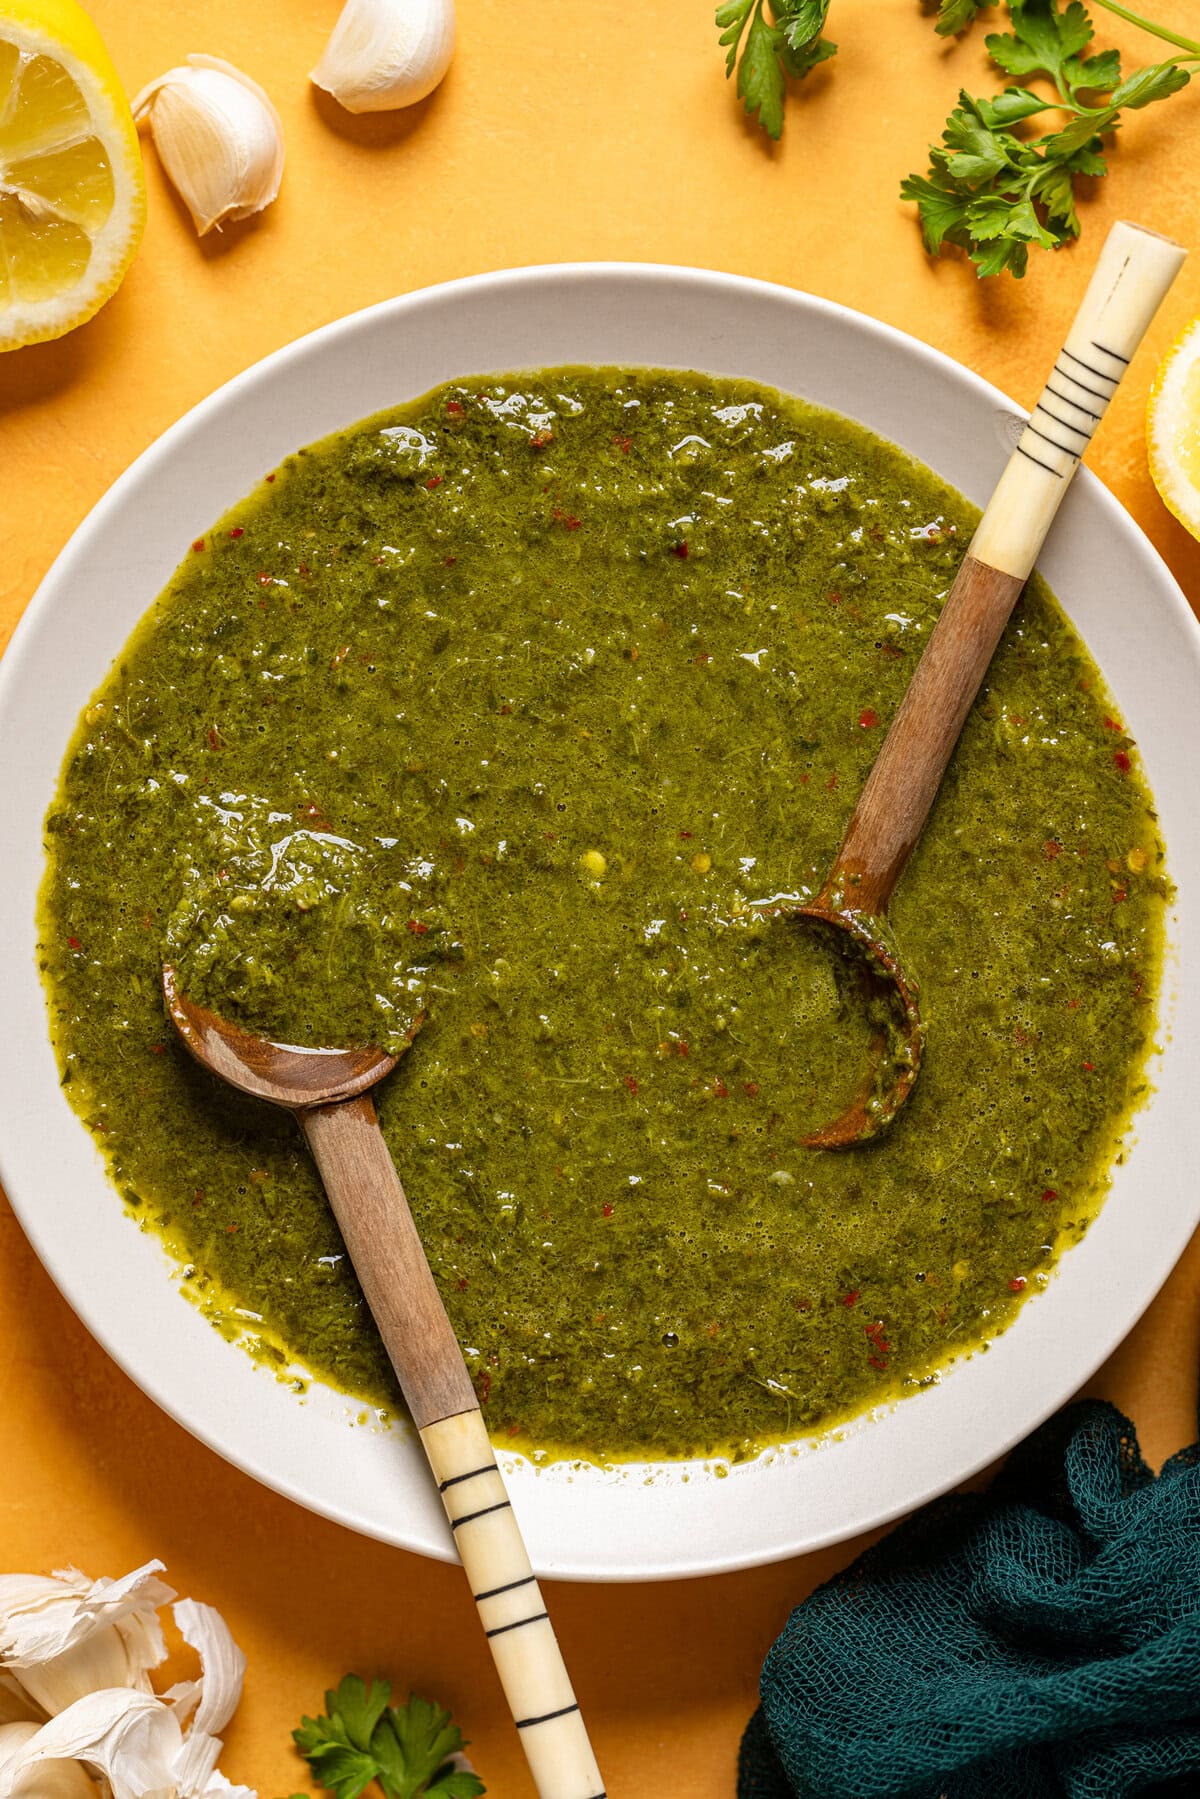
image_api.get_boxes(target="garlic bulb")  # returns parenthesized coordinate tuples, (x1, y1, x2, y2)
(312, 0, 455, 114)
(133, 56, 284, 236)
(0, 1566, 254, 1799)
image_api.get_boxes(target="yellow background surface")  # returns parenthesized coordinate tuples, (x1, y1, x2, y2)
(3, 3, 1200, 1793)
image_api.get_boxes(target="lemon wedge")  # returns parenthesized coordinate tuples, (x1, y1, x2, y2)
(0, 0, 145, 351)
(1148, 316, 1200, 543)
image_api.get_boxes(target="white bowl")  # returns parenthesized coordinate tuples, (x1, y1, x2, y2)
(2, 265, 1198, 1582)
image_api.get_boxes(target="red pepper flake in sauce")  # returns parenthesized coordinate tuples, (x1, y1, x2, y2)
(425, 475, 443, 490)
(828, 591, 842, 607)
(207, 727, 223, 751)
(743, 1081, 760, 1098)
(1082, 1060, 1095, 1072)
(694, 653, 711, 666)
(192, 539, 205, 553)
(444, 554, 457, 566)
(1113, 751, 1132, 773)
(825, 773, 839, 792)
(256, 571, 273, 587)
(446, 400, 464, 416)
(676, 1041, 689, 1058)
(67, 935, 82, 951)
(475, 1371, 492, 1403)
(228, 527, 244, 539)
(1042, 1188, 1058, 1203)
(1103, 716, 1121, 731)
(672, 541, 689, 559)
(623, 1075, 639, 1094)
(1009, 1276, 1027, 1292)
(150, 1043, 166, 1056)
(712, 1080, 729, 1099)
(456, 1277, 469, 1291)
(602, 1203, 614, 1219)
(858, 708, 879, 730)
(679, 829, 694, 839)
(330, 644, 351, 669)
(841, 1290, 860, 1308)
(1112, 887, 1128, 905)
(612, 435, 632, 454)
(1043, 840, 1063, 860)
(552, 507, 582, 531)
(265, 472, 276, 482)
(407, 919, 430, 935)
(529, 429, 555, 449)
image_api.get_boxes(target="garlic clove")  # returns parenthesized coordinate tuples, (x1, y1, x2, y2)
(132, 56, 284, 236)
(311, 0, 455, 114)
(0, 1564, 172, 1718)
(1, 1688, 182, 1799)
(0, 1720, 98, 1796)
(0, 1686, 256, 1799)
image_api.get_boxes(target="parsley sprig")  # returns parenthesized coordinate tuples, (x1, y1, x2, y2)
(285, 1676, 485, 1799)
(903, 0, 1198, 276)
(715, 0, 836, 139)
(716, 0, 1197, 274)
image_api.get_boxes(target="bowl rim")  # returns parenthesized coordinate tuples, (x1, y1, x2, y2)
(3, 259, 1199, 1581)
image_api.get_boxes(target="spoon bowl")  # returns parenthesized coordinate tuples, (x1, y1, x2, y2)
(782, 906, 924, 1148)
(162, 964, 402, 1106)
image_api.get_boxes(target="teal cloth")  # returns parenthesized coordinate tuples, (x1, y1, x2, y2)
(739, 1400, 1200, 1799)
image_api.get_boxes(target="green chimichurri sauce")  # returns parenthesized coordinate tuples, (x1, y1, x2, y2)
(39, 369, 1166, 1462)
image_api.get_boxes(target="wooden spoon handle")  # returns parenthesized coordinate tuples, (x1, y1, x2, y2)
(300, 1097, 606, 1799)
(301, 1094, 476, 1426)
(825, 220, 1185, 916)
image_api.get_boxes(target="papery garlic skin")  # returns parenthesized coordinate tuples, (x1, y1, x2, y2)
(133, 56, 284, 236)
(312, 0, 455, 113)
(0, 1564, 172, 1718)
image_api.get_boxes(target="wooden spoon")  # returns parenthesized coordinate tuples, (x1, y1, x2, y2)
(787, 219, 1185, 1149)
(161, 967, 607, 1799)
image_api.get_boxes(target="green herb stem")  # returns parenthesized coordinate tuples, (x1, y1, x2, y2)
(1091, 1, 1200, 58)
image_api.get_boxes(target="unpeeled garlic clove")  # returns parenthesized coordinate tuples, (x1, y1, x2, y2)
(132, 56, 284, 236)
(0, 1722, 98, 1796)
(311, 0, 455, 114)
(0, 1564, 172, 1718)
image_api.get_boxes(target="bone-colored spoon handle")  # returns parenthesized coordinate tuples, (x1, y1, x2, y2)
(301, 1097, 606, 1799)
(826, 220, 1185, 916)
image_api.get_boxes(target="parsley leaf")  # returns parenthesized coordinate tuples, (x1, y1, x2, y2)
(986, 0, 1093, 84)
(291, 1677, 485, 1799)
(904, 0, 1196, 276)
(716, 0, 835, 140)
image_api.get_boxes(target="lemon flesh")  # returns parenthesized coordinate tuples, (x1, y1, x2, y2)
(1148, 317, 1200, 544)
(0, 0, 144, 350)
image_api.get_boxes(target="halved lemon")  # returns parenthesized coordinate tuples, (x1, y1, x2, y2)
(1148, 316, 1200, 543)
(0, 0, 145, 351)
